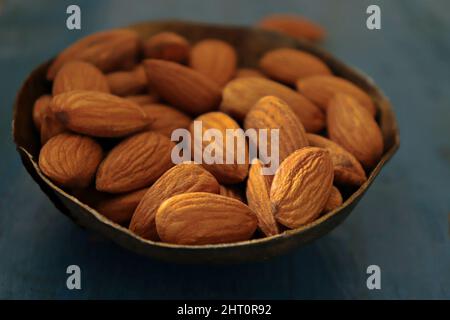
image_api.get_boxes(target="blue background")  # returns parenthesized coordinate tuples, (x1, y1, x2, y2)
(1, 0, 449, 299)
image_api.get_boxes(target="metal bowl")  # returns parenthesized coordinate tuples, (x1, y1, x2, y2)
(12, 21, 400, 263)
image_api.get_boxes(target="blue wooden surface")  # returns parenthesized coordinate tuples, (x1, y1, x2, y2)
(1, 0, 449, 299)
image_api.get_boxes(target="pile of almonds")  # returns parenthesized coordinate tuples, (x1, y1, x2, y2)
(34, 20, 384, 246)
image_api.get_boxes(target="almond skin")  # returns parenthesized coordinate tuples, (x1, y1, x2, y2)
(51, 90, 150, 138)
(141, 103, 191, 137)
(270, 147, 334, 229)
(33, 95, 52, 131)
(52, 61, 110, 95)
(129, 162, 220, 240)
(219, 185, 244, 202)
(144, 59, 222, 115)
(244, 96, 309, 165)
(307, 133, 367, 187)
(155, 192, 258, 245)
(246, 159, 279, 237)
(327, 94, 384, 169)
(143, 32, 190, 63)
(39, 133, 103, 188)
(40, 108, 66, 146)
(189, 39, 237, 86)
(47, 29, 140, 80)
(106, 65, 148, 96)
(323, 186, 343, 213)
(297, 75, 376, 116)
(235, 68, 267, 79)
(96, 131, 175, 193)
(190, 112, 249, 184)
(96, 188, 148, 224)
(258, 14, 326, 42)
(220, 77, 324, 132)
(260, 48, 331, 85)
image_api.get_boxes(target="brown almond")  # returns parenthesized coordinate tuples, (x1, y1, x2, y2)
(327, 94, 383, 169)
(141, 103, 191, 137)
(96, 131, 175, 193)
(143, 32, 190, 63)
(307, 133, 367, 187)
(234, 68, 267, 79)
(220, 77, 324, 132)
(189, 39, 237, 86)
(155, 192, 258, 245)
(125, 93, 159, 105)
(260, 48, 331, 85)
(219, 185, 244, 202)
(40, 108, 66, 145)
(39, 133, 103, 188)
(270, 147, 334, 229)
(297, 75, 376, 116)
(33, 95, 52, 131)
(323, 186, 343, 213)
(51, 90, 150, 138)
(144, 59, 222, 115)
(106, 65, 148, 96)
(129, 162, 220, 240)
(246, 159, 279, 237)
(52, 61, 110, 95)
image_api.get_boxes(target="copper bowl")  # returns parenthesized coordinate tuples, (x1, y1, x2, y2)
(12, 20, 399, 263)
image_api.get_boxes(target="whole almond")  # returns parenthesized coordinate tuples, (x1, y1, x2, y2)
(52, 61, 110, 95)
(190, 112, 249, 184)
(189, 39, 237, 86)
(144, 59, 222, 115)
(47, 29, 140, 80)
(155, 192, 258, 245)
(307, 133, 367, 187)
(33, 95, 52, 131)
(246, 159, 279, 237)
(258, 14, 326, 42)
(51, 90, 150, 138)
(125, 93, 159, 105)
(106, 65, 148, 96)
(220, 77, 324, 132)
(260, 48, 331, 84)
(323, 186, 343, 213)
(244, 96, 309, 165)
(141, 103, 191, 137)
(270, 147, 334, 229)
(297, 75, 376, 116)
(96, 188, 148, 224)
(143, 32, 190, 63)
(96, 131, 175, 193)
(40, 108, 66, 145)
(129, 162, 220, 240)
(327, 94, 383, 169)
(39, 133, 103, 188)
(219, 185, 244, 202)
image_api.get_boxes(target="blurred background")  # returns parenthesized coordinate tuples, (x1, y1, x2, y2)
(1, 0, 449, 299)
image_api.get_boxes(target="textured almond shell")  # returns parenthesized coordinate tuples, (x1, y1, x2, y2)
(106, 65, 148, 96)
(143, 32, 190, 63)
(129, 162, 220, 240)
(141, 103, 191, 137)
(39, 133, 103, 188)
(96, 131, 175, 193)
(51, 90, 149, 138)
(220, 77, 324, 132)
(323, 186, 343, 213)
(155, 192, 258, 245)
(327, 94, 384, 169)
(270, 147, 334, 229)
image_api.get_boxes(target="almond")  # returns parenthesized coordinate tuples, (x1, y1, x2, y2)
(257, 14, 326, 42)
(125, 93, 159, 105)
(270, 147, 334, 229)
(155, 192, 257, 245)
(297, 75, 376, 116)
(260, 48, 331, 85)
(323, 186, 343, 213)
(129, 162, 220, 240)
(40, 108, 66, 145)
(219, 185, 244, 202)
(246, 159, 279, 237)
(96, 188, 148, 224)
(244, 96, 309, 165)
(52, 61, 110, 95)
(51, 90, 150, 138)
(220, 77, 324, 132)
(307, 133, 367, 187)
(327, 94, 383, 169)
(143, 32, 190, 63)
(47, 29, 140, 80)
(189, 39, 237, 86)
(96, 131, 175, 193)
(39, 133, 103, 188)
(106, 65, 148, 96)
(234, 68, 267, 79)
(141, 103, 191, 137)
(33, 95, 52, 131)
(190, 112, 249, 184)
(144, 59, 222, 115)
